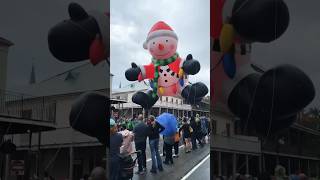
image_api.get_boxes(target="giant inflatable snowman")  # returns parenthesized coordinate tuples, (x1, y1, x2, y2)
(125, 21, 208, 109)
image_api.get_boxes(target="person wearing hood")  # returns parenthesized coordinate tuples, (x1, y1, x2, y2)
(147, 115, 165, 173)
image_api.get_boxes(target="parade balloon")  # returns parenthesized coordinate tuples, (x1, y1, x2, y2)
(125, 21, 208, 109)
(156, 113, 177, 136)
(69, 92, 109, 146)
(219, 23, 234, 53)
(48, 3, 109, 65)
(231, 0, 290, 42)
(222, 53, 236, 79)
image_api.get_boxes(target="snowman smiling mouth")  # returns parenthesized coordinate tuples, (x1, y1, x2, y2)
(153, 51, 171, 57)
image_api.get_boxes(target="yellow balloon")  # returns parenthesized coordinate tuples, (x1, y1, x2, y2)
(220, 24, 234, 53)
(179, 68, 184, 78)
(159, 87, 165, 95)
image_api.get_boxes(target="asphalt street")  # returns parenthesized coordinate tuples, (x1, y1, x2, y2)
(131, 138, 210, 180)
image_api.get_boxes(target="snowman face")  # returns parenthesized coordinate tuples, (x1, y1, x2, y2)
(147, 36, 177, 59)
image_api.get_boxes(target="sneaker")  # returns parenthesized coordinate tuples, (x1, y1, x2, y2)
(135, 171, 145, 175)
(158, 166, 163, 171)
(173, 154, 179, 158)
(150, 169, 157, 174)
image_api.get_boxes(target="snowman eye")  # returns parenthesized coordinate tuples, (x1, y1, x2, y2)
(166, 40, 168, 42)
(153, 42, 155, 44)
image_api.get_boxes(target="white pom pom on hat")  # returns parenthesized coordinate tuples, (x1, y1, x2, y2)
(143, 21, 178, 49)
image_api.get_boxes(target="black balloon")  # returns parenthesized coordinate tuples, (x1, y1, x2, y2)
(231, 0, 290, 42)
(229, 65, 315, 136)
(69, 92, 109, 146)
(48, 3, 101, 62)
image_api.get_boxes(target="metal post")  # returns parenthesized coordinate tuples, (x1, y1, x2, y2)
(37, 132, 41, 177)
(159, 107, 161, 116)
(69, 146, 73, 180)
(4, 154, 10, 180)
(131, 107, 133, 117)
(259, 155, 262, 173)
(288, 158, 291, 175)
(218, 151, 222, 176)
(246, 155, 249, 175)
(24, 131, 32, 180)
(308, 160, 310, 177)
(69, 129, 74, 180)
(233, 153, 237, 175)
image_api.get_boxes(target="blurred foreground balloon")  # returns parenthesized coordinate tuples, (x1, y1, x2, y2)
(69, 92, 108, 146)
(231, 0, 290, 42)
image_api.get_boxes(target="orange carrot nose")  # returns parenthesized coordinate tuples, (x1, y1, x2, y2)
(158, 43, 164, 50)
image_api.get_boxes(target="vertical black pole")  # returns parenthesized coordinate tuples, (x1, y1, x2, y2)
(24, 131, 32, 180)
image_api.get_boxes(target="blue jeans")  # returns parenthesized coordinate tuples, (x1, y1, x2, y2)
(149, 138, 162, 170)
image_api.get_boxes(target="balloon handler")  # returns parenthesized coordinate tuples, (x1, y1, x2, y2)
(125, 21, 208, 110)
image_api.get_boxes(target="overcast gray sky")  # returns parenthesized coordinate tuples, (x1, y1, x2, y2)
(251, 0, 320, 107)
(0, 0, 107, 90)
(1, 0, 319, 107)
(110, 0, 210, 90)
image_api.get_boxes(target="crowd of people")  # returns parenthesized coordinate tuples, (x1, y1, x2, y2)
(109, 113, 210, 180)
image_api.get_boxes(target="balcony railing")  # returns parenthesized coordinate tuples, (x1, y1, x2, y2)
(0, 90, 56, 123)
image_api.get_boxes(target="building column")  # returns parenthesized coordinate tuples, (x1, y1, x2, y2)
(246, 155, 249, 175)
(233, 153, 237, 175)
(218, 151, 222, 176)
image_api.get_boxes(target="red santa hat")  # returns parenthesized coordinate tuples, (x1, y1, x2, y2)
(143, 21, 178, 49)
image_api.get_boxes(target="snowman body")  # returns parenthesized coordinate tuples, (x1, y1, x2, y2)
(140, 57, 188, 97)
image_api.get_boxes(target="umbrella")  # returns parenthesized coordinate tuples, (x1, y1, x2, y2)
(156, 113, 177, 136)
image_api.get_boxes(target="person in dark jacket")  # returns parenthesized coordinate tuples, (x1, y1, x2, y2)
(133, 114, 149, 175)
(110, 119, 123, 180)
(163, 134, 175, 165)
(147, 115, 165, 173)
(179, 117, 192, 153)
(190, 116, 203, 150)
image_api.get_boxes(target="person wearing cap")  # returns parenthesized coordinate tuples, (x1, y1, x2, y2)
(110, 118, 123, 180)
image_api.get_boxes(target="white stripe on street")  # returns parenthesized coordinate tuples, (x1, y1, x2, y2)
(180, 154, 210, 180)
(146, 145, 184, 162)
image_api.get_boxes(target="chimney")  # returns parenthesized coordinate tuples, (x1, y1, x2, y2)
(0, 37, 14, 91)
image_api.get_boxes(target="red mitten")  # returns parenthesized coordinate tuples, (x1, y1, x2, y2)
(90, 34, 106, 65)
(138, 73, 143, 82)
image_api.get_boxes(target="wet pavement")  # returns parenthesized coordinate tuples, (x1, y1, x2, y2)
(131, 139, 210, 180)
